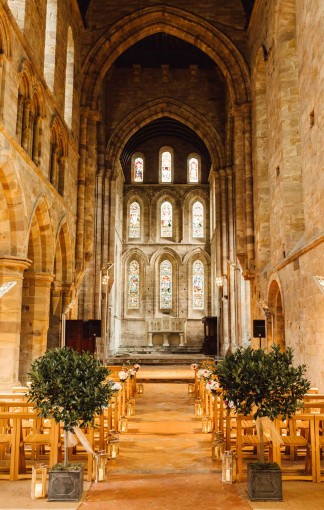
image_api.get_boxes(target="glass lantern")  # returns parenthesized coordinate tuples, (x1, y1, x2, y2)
(31, 464, 47, 499)
(188, 383, 195, 395)
(222, 450, 237, 483)
(118, 416, 128, 433)
(93, 450, 108, 482)
(202, 415, 213, 433)
(212, 431, 225, 461)
(107, 438, 120, 459)
(126, 398, 135, 416)
(194, 398, 204, 416)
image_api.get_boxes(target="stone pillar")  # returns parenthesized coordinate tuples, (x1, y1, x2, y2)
(0, 257, 31, 390)
(76, 113, 88, 270)
(16, 94, 24, 142)
(21, 99, 31, 152)
(242, 103, 255, 273)
(148, 332, 153, 347)
(162, 334, 169, 347)
(84, 111, 99, 262)
(50, 144, 59, 189)
(227, 167, 237, 350)
(219, 169, 229, 354)
(19, 272, 54, 384)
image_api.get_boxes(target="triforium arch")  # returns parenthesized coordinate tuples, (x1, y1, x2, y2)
(81, 5, 250, 108)
(105, 98, 224, 173)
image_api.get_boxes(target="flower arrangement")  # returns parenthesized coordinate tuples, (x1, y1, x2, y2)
(118, 370, 129, 381)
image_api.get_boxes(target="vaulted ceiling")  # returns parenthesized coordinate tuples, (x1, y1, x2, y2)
(77, 1, 255, 25)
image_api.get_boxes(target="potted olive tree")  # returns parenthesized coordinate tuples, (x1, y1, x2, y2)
(214, 345, 310, 501)
(27, 347, 116, 501)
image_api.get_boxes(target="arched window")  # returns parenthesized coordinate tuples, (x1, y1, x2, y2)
(193, 260, 204, 309)
(161, 150, 172, 182)
(161, 201, 172, 237)
(160, 260, 172, 309)
(64, 27, 74, 128)
(133, 156, 144, 182)
(192, 201, 204, 238)
(129, 201, 141, 238)
(44, 0, 58, 92)
(188, 157, 199, 182)
(128, 260, 140, 309)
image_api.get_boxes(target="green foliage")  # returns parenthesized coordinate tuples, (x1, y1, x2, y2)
(249, 462, 280, 471)
(27, 347, 115, 432)
(215, 345, 310, 420)
(51, 462, 84, 471)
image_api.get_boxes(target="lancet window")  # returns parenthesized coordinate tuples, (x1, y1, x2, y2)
(129, 201, 141, 238)
(193, 260, 204, 309)
(161, 201, 172, 238)
(161, 150, 172, 182)
(192, 201, 204, 238)
(133, 156, 144, 182)
(188, 157, 199, 182)
(160, 260, 172, 309)
(128, 260, 140, 309)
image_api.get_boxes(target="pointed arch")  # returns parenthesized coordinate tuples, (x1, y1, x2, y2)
(26, 195, 54, 273)
(82, 6, 250, 108)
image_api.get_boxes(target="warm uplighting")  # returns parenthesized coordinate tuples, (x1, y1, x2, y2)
(0, 281, 17, 298)
(136, 383, 144, 394)
(202, 415, 213, 433)
(215, 277, 223, 287)
(118, 416, 128, 433)
(188, 383, 195, 395)
(194, 398, 204, 416)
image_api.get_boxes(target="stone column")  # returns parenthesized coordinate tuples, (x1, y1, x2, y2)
(50, 144, 59, 189)
(19, 272, 54, 384)
(76, 112, 88, 270)
(219, 169, 229, 354)
(0, 257, 31, 390)
(21, 99, 31, 152)
(227, 166, 237, 350)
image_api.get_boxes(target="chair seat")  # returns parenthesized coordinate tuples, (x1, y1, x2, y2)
(23, 433, 52, 445)
(281, 436, 308, 447)
(241, 434, 269, 446)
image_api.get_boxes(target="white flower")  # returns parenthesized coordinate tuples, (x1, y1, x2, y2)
(190, 363, 199, 370)
(112, 382, 122, 391)
(197, 368, 213, 379)
(118, 370, 128, 381)
(206, 380, 219, 391)
(128, 368, 136, 377)
(133, 364, 140, 371)
(197, 368, 205, 379)
(225, 400, 235, 409)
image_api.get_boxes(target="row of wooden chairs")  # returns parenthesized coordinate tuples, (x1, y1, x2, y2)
(194, 376, 324, 483)
(0, 366, 139, 481)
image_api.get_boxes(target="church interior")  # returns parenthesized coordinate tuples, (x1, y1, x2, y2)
(0, 0, 323, 506)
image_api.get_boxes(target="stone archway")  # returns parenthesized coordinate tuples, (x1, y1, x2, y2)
(268, 279, 285, 351)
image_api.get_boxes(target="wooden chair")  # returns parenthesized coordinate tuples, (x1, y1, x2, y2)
(273, 414, 316, 481)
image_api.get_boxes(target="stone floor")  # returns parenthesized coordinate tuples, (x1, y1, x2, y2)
(0, 366, 324, 509)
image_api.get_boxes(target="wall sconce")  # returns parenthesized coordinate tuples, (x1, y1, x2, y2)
(222, 450, 237, 483)
(202, 415, 213, 433)
(118, 416, 128, 433)
(188, 383, 195, 395)
(31, 464, 47, 499)
(216, 277, 223, 287)
(195, 398, 204, 416)
(136, 383, 144, 394)
(93, 450, 108, 482)
(314, 275, 324, 294)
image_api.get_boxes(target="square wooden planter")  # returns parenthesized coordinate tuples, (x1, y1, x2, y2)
(247, 463, 282, 501)
(48, 464, 84, 502)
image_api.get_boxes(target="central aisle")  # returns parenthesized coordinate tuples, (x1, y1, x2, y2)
(79, 380, 252, 510)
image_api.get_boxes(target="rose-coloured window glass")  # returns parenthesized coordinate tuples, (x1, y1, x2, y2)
(133, 157, 143, 182)
(192, 201, 204, 238)
(161, 151, 172, 182)
(193, 260, 204, 309)
(188, 157, 199, 182)
(161, 201, 172, 237)
(128, 260, 140, 309)
(129, 201, 140, 238)
(160, 260, 172, 309)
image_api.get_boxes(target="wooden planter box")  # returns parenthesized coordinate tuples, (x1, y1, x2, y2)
(247, 463, 282, 501)
(48, 464, 84, 502)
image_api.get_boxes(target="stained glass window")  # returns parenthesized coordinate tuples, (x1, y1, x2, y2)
(133, 156, 144, 182)
(188, 157, 199, 182)
(160, 260, 172, 309)
(192, 201, 204, 238)
(161, 201, 172, 237)
(129, 201, 140, 238)
(193, 260, 204, 309)
(128, 260, 140, 309)
(161, 151, 172, 182)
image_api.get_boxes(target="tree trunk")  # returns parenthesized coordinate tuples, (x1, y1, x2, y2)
(259, 418, 265, 463)
(64, 429, 69, 467)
